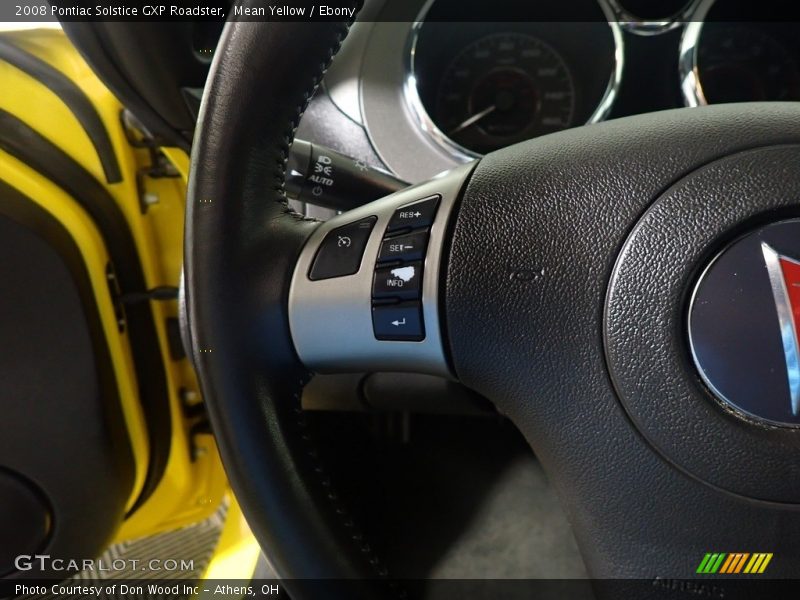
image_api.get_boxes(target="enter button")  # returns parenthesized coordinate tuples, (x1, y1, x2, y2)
(373, 302, 424, 341)
(373, 261, 423, 299)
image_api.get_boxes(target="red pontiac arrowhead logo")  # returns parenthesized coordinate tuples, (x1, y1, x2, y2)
(762, 243, 800, 417)
(689, 221, 800, 426)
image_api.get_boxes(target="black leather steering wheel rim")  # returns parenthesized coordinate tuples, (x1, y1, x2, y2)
(186, 3, 800, 596)
(184, 4, 394, 594)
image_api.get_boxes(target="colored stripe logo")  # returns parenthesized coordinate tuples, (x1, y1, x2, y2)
(696, 553, 773, 574)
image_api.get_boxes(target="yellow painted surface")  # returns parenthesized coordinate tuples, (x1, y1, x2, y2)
(0, 28, 255, 561)
(201, 497, 262, 582)
(161, 147, 192, 181)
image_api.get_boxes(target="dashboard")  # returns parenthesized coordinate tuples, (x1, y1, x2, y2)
(59, 0, 800, 187)
(63, 0, 800, 187)
(316, 0, 800, 182)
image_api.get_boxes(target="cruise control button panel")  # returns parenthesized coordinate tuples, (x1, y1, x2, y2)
(386, 195, 439, 233)
(372, 302, 424, 341)
(372, 197, 440, 341)
(290, 161, 475, 374)
(308, 216, 376, 281)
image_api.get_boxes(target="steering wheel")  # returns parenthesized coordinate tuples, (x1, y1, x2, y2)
(185, 3, 800, 597)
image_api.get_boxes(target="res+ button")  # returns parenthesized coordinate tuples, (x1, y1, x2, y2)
(386, 196, 440, 233)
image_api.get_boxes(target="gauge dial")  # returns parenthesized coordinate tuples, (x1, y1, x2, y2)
(435, 33, 576, 155)
(698, 26, 800, 104)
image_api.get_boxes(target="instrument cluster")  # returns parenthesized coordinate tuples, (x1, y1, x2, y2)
(409, 0, 619, 157)
(683, 1, 800, 106)
(408, 0, 800, 159)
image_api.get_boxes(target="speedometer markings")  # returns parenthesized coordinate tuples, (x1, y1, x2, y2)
(434, 32, 576, 154)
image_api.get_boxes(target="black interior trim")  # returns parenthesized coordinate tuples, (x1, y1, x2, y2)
(60, 22, 205, 150)
(0, 39, 122, 184)
(0, 180, 134, 575)
(0, 108, 171, 513)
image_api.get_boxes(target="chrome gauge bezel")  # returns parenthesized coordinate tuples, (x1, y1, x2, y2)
(678, 0, 714, 106)
(607, 0, 703, 36)
(403, 1, 626, 162)
(681, 1, 800, 108)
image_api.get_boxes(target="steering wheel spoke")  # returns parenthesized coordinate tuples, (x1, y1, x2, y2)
(289, 163, 473, 377)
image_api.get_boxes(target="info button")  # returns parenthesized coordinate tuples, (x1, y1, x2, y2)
(373, 261, 423, 300)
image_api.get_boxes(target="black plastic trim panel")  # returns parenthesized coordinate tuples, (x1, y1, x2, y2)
(0, 180, 134, 576)
(0, 109, 171, 512)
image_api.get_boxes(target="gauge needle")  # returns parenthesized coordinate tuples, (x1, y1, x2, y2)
(448, 105, 497, 135)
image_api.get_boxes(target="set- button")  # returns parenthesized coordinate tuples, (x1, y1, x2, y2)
(372, 195, 439, 341)
(378, 230, 428, 263)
